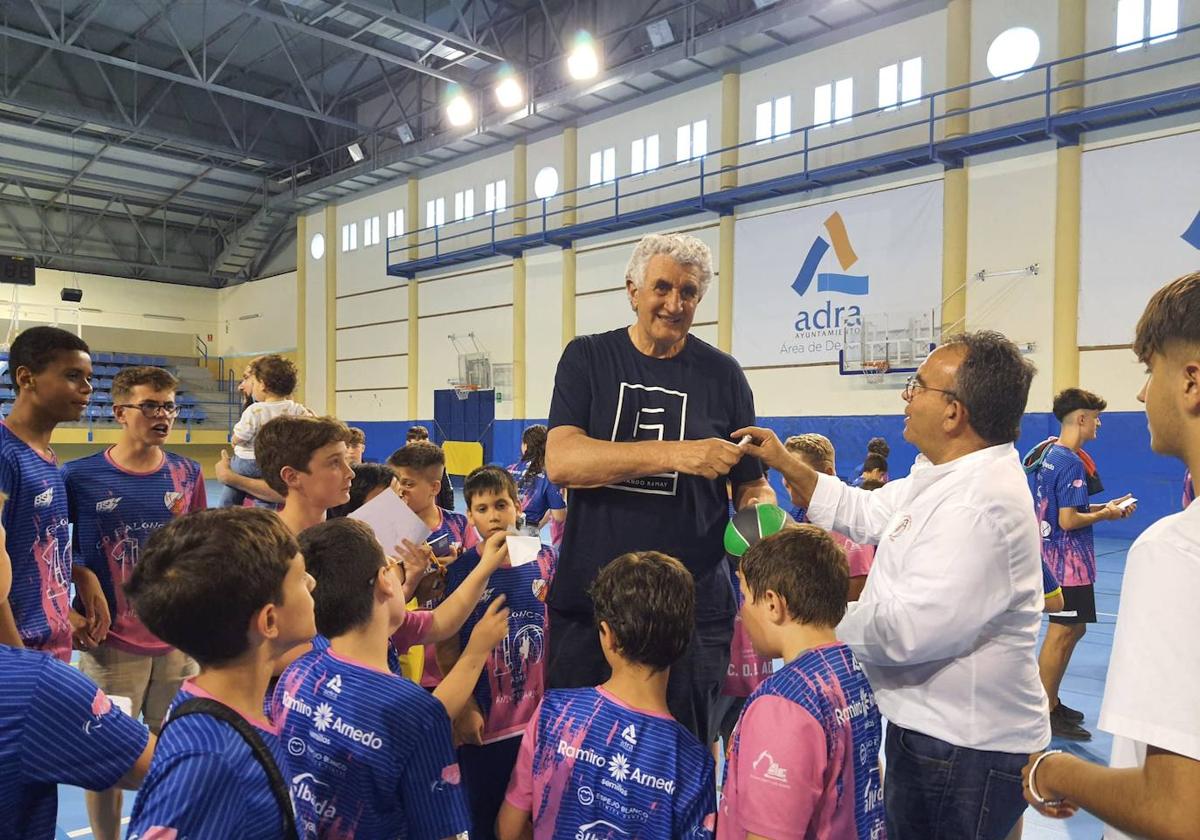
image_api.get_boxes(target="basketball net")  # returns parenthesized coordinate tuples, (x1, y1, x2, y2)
(863, 360, 889, 385)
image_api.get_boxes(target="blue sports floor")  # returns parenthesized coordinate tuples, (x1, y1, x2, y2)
(52, 520, 1129, 839)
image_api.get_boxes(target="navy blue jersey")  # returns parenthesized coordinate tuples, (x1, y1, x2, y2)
(0, 644, 149, 840)
(273, 646, 471, 839)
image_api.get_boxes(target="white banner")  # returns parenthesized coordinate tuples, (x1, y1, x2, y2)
(1080, 131, 1200, 347)
(732, 180, 943, 367)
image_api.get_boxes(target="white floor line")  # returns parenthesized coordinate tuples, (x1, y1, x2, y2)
(66, 816, 130, 838)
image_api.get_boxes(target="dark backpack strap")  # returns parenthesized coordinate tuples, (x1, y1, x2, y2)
(163, 697, 298, 839)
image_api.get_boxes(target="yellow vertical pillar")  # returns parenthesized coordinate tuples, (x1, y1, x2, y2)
(941, 0, 970, 336)
(324, 207, 337, 414)
(407, 179, 420, 419)
(719, 71, 739, 191)
(717, 70, 740, 352)
(295, 214, 307, 403)
(1053, 0, 1086, 392)
(513, 141, 528, 417)
(562, 126, 578, 347)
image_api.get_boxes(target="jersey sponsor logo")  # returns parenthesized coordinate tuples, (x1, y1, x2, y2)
(608, 753, 631, 782)
(752, 750, 789, 786)
(558, 740, 607, 768)
(312, 702, 334, 732)
(282, 691, 313, 717)
(606, 383, 687, 496)
(292, 772, 336, 819)
(323, 674, 343, 699)
(34, 487, 54, 508)
(96, 496, 121, 513)
(1040, 520, 1052, 537)
(609, 752, 677, 794)
(575, 820, 629, 840)
(620, 723, 637, 747)
(832, 688, 876, 726)
(287, 737, 307, 757)
(163, 491, 185, 513)
(577, 786, 595, 806)
(83, 689, 113, 734)
(532, 578, 548, 602)
(310, 701, 384, 750)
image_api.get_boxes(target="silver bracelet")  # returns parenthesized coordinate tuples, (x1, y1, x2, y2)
(1028, 749, 1065, 807)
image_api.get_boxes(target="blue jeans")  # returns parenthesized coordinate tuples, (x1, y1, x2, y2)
(885, 724, 1028, 840)
(218, 455, 264, 508)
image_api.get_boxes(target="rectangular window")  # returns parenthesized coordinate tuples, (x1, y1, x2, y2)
(425, 197, 445, 228)
(755, 97, 792, 144)
(676, 120, 707, 163)
(386, 209, 404, 239)
(879, 58, 922, 111)
(814, 83, 832, 127)
(589, 148, 616, 185)
(484, 180, 507, 213)
(453, 190, 474, 221)
(834, 77, 853, 124)
(1118, 0, 1178, 50)
(362, 216, 380, 247)
(630, 134, 660, 175)
(341, 222, 357, 252)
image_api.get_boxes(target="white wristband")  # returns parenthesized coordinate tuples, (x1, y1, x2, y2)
(1028, 749, 1065, 806)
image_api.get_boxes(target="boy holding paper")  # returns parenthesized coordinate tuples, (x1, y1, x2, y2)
(436, 465, 556, 840)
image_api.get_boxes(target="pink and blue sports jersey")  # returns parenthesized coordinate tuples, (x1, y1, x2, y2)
(0, 644, 150, 840)
(271, 646, 471, 840)
(444, 541, 556, 743)
(719, 643, 885, 840)
(0, 424, 73, 660)
(418, 507, 476, 688)
(1042, 561, 1062, 602)
(1029, 443, 1096, 586)
(723, 561, 773, 699)
(128, 681, 296, 840)
(505, 687, 716, 840)
(508, 460, 565, 530)
(63, 449, 207, 656)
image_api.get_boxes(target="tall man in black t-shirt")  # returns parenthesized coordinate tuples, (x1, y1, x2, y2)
(545, 232, 773, 743)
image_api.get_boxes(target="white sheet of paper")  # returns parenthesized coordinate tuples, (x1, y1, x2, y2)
(110, 695, 133, 716)
(350, 489, 432, 552)
(506, 535, 541, 567)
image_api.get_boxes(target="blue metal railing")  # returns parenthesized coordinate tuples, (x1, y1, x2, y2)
(226, 370, 237, 442)
(194, 334, 208, 366)
(387, 21, 1200, 276)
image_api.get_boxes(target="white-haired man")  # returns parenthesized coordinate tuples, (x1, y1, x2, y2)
(545, 232, 773, 743)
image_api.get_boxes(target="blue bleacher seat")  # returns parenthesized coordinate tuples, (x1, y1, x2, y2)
(178, 394, 197, 407)
(92, 393, 111, 404)
(0, 351, 9, 361)
(0, 388, 15, 402)
(192, 408, 206, 424)
(153, 356, 168, 367)
(95, 352, 112, 364)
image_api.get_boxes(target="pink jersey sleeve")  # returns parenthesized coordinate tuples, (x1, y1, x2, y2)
(726, 695, 825, 840)
(503, 712, 538, 812)
(390, 609, 435, 650)
(846, 541, 874, 578)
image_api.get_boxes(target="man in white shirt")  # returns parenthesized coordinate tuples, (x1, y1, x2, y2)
(1021, 271, 1200, 839)
(736, 330, 1049, 840)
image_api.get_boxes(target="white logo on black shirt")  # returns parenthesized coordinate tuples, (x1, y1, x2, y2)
(607, 383, 687, 496)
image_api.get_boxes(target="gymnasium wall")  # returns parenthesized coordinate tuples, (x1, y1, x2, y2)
(283, 1, 1200, 538)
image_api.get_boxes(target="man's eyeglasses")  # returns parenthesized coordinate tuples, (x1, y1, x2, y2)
(114, 402, 180, 418)
(902, 376, 958, 402)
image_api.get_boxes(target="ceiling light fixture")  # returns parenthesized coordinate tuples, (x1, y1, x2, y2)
(567, 31, 601, 80)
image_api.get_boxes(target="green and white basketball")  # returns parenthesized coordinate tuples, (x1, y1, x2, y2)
(723, 503, 794, 558)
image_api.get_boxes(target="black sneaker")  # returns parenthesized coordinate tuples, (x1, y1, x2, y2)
(1050, 705, 1092, 741)
(1054, 701, 1085, 724)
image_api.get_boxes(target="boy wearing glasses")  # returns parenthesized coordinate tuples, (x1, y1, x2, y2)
(62, 365, 206, 840)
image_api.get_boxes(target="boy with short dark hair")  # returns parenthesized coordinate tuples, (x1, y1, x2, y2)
(389, 441, 477, 688)
(437, 465, 556, 840)
(0, 325, 107, 658)
(346, 426, 367, 464)
(498, 550, 717, 840)
(401, 427, 455, 509)
(274, 517, 509, 840)
(125, 508, 316, 838)
(1030, 387, 1134, 740)
(257, 414, 356, 535)
(63, 365, 207, 840)
(719, 525, 885, 839)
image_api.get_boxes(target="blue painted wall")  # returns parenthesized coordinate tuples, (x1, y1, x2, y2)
(352, 410, 1182, 541)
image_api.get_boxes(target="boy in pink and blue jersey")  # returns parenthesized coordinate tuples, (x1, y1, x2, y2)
(498, 550, 716, 840)
(437, 465, 556, 840)
(0, 326, 107, 660)
(63, 365, 207, 840)
(719, 526, 886, 840)
(125, 508, 317, 840)
(273, 517, 508, 840)
(508, 424, 566, 546)
(389, 441, 478, 688)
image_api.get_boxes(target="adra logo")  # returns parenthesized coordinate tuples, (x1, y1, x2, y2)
(790, 211, 866, 332)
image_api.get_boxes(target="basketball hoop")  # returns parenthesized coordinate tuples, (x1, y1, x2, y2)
(863, 360, 890, 385)
(451, 382, 477, 401)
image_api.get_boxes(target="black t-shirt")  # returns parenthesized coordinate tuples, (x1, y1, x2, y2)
(547, 327, 763, 618)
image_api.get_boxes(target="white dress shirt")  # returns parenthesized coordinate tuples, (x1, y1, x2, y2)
(808, 442, 1051, 753)
(1099, 501, 1200, 840)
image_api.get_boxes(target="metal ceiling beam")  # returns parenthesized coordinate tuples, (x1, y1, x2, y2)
(335, 0, 505, 61)
(0, 22, 373, 133)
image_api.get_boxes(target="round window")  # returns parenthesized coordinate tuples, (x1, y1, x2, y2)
(310, 232, 326, 260)
(533, 166, 559, 200)
(987, 27, 1040, 80)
